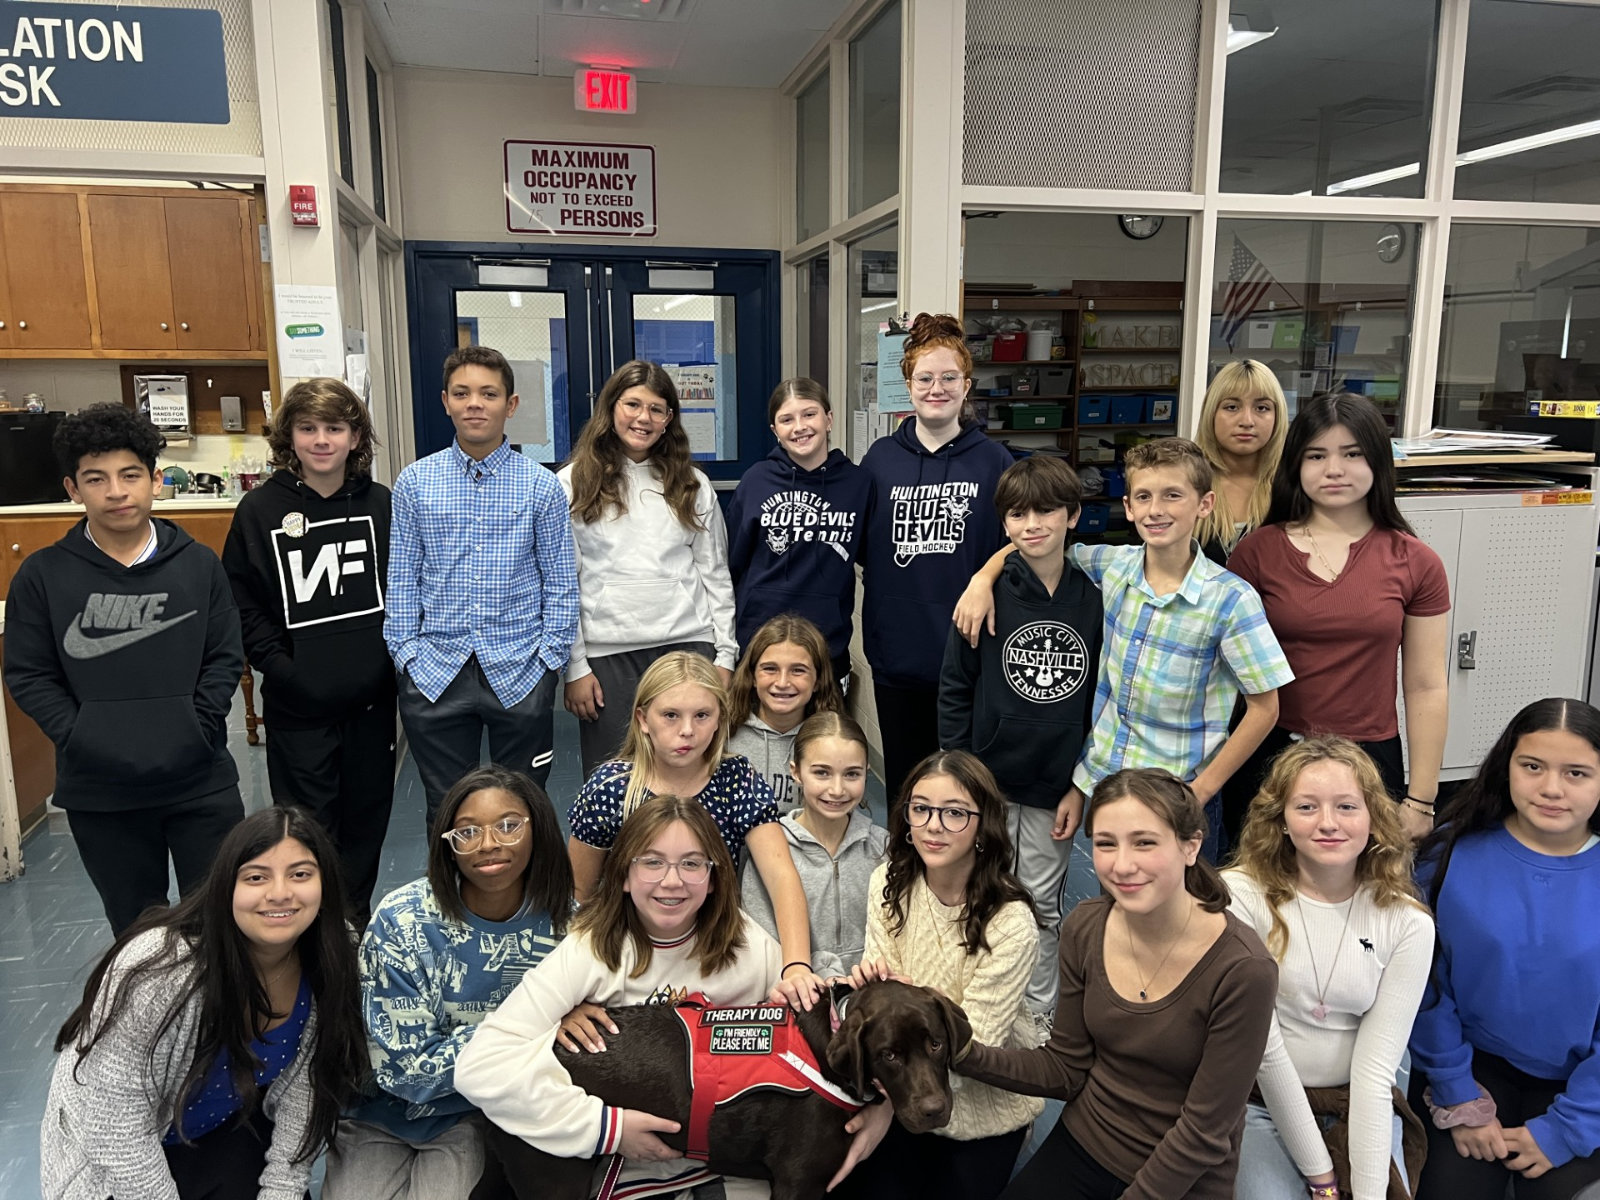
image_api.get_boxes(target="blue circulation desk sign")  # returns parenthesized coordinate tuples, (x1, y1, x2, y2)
(0, 2, 228, 123)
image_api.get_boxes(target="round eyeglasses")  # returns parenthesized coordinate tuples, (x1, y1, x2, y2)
(629, 854, 714, 884)
(910, 371, 966, 391)
(906, 802, 978, 833)
(440, 815, 529, 853)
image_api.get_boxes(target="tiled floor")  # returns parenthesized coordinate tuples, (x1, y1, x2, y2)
(0, 690, 1098, 1194)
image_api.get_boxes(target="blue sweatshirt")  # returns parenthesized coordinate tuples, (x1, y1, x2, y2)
(859, 419, 1014, 688)
(1412, 826, 1600, 1167)
(727, 446, 870, 660)
(351, 878, 561, 1143)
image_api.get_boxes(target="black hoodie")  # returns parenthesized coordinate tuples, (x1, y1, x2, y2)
(937, 548, 1102, 809)
(222, 468, 394, 728)
(3, 519, 243, 812)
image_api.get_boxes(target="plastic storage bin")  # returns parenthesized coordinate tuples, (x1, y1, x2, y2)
(1111, 395, 1144, 424)
(992, 331, 1027, 362)
(1147, 396, 1176, 423)
(1078, 503, 1110, 533)
(1079, 394, 1110, 424)
(998, 403, 1065, 430)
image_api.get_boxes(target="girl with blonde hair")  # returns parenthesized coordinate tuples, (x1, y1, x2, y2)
(1194, 360, 1288, 564)
(565, 651, 821, 997)
(559, 359, 739, 778)
(1226, 736, 1433, 1200)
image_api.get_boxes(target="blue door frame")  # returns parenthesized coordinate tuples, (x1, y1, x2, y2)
(404, 241, 781, 482)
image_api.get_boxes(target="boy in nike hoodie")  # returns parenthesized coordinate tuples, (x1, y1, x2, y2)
(4, 404, 244, 934)
(938, 454, 1101, 1020)
(223, 378, 394, 924)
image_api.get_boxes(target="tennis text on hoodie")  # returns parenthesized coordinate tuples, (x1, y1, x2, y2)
(889, 480, 979, 567)
(758, 491, 857, 560)
(63, 593, 196, 659)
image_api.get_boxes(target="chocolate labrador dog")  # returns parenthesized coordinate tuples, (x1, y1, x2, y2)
(482, 980, 968, 1200)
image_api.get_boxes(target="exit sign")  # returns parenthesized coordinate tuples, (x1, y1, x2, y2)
(575, 69, 636, 114)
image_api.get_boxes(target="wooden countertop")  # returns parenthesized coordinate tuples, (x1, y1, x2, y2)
(1, 496, 240, 516)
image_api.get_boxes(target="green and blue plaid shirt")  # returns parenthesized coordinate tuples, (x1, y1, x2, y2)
(1069, 541, 1293, 794)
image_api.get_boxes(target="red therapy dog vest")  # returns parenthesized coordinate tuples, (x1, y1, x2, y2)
(672, 995, 863, 1161)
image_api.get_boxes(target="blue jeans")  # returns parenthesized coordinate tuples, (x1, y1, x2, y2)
(1235, 1101, 1407, 1200)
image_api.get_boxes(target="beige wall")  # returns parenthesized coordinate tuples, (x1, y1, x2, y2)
(394, 69, 786, 249)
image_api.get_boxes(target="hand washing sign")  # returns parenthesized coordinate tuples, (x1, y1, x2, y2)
(503, 140, 657, 237)
(0, 3, 228, 123)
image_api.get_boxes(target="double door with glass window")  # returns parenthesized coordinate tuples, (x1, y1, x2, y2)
(407, 245, 779, 477)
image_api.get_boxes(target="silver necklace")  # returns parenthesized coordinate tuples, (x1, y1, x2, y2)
(1294, 892, 1355, 1021)
(1126, 904, 1193, 1002)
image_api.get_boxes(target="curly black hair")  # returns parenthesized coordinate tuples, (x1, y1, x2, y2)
(54, 403, 164, 479)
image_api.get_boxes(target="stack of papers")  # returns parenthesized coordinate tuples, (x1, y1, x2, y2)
(1392, 428, 1556, 456)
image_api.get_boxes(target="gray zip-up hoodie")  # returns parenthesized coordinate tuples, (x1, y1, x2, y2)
(739, 807, 889, 977)
(728, 715, 798, 808)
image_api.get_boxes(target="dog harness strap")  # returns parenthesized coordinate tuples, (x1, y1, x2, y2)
(674, 999, 865, 1161)
(595, 1153, 625, 1200)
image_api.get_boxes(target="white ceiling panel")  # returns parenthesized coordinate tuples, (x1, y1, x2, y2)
(536, 13, 689, 76)
(375, 4, 542, 73)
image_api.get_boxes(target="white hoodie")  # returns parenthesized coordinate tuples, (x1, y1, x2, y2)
(558, 458, 738, 679)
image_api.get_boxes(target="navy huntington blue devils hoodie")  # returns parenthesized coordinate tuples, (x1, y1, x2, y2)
(727, 446, 870, 660)
(3, 519, 243, 812)
(860, 417, 1014, 688)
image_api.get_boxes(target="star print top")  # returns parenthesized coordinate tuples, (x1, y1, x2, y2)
(568, 755, 780, 866)
(163, 974, 311, 1144)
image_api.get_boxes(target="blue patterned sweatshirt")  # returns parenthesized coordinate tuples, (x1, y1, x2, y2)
(352, 877, 561, 1142)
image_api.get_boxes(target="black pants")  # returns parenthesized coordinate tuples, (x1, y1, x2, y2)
(67, 786, 243, 935)
(1219, 723, 1404, 858)
(266, 698, 396, 927)
(832, 1117, 1027, 1200)
(872, 679, 941, 804)
(398, 658, 558, 833)
(1411, 1049, 1600, 1200)
(155, 1108, 310, 1200)
(1001, 1121, 1128, 1200)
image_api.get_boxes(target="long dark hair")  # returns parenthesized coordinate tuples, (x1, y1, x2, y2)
(1086, 768, 1230, 913)
(426, 765, 573, 929)
(55, 807, 365, 1162)
(1419, 697, 1600, 908)
(882, 751, 1037, 955)
(565, 359, 703, 530)
(1266, 392, 1414, 535)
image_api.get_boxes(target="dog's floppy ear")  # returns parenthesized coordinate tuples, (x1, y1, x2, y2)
(930, 990, 972, 1058)
(826, 1000, 873, 1097)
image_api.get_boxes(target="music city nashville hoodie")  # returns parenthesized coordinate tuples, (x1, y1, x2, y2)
(222, 468, 393, 728)
(726, 446, 870, 661)
(3, 519, 243, 812)
(937, 550, 1102, 809)
(860, 418, 1014, 688)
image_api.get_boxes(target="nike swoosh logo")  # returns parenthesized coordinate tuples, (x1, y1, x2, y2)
(63, 611, 197, 659)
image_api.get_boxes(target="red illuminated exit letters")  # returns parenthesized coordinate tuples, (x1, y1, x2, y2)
(575, 69, 636, 114)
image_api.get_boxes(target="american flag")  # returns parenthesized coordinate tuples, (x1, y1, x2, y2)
(1219, 236, 1276, 349)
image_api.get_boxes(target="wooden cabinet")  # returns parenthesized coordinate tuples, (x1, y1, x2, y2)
(0, 514, 79, 594)
(0, 184, 264, 360)
(0, 191, 93, 350)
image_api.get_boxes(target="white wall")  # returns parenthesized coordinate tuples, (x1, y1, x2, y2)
(393, 69, 786, 248)
(963, 212, 1189, 289)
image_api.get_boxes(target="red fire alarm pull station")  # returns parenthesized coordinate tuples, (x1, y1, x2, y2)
(289, 185, 320, 227)
(575, 68, 636, 114)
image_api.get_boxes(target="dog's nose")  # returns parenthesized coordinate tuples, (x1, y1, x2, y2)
(916, 1094, 948, 1118)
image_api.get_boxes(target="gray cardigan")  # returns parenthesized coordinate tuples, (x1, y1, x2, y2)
(740, 808, 889, 978)
(41, 928, 319, 1200)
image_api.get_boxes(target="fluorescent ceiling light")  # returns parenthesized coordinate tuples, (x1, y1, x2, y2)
(1325, 162, 1422, 195)
(862, 300, 898, 312)
(1226, 27, 1278, 53)
(1457, 117, 1600, 165)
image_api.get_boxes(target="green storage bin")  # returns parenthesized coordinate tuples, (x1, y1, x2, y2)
(997, 403, 1066, 430)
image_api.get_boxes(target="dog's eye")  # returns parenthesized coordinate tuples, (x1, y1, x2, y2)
(929, 1040, 943, 1052)
(879, 1049, 897, 1062)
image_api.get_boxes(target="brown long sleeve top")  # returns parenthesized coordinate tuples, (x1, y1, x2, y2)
(959, 896, 1277, 1200)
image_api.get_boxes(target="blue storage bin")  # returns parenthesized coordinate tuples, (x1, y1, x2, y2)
(1078, 502, 1110, 533)
(1146, 395, 1177, 423)
(1110, 395, 1143, 424)
(1103, 466, 1126, 498)
(1079, 394, 1110, 424)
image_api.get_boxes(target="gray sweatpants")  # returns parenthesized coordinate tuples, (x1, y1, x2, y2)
(321, 1115, 486, 1200)
(1007, 800, 1074, 1016)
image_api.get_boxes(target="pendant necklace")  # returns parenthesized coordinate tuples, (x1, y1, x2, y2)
(1294, 891, 1354, 1021)
(1299, 523, 1342, 581)
(1126, 903, 1193, 1002)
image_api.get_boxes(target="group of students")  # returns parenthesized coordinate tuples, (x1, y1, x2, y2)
(11, 314, 1600, 1200)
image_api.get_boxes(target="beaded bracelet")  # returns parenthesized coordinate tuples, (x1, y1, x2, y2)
(1308, 1185, 1339, 1200)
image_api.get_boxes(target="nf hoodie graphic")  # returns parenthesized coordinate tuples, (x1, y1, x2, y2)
(223, 468, 394, 727)
(860, 418, 1014, 688)
(727, 446, 870, 660)
(938, 550, 1102, 809)
(4, 519, 243, 811)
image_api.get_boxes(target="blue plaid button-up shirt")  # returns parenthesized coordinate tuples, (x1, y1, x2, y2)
(1070, 540, 1293, 793)
(384, 438, 579, 707)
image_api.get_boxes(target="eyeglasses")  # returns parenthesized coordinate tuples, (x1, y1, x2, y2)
(907, 803, 978, 833)
(440, 815, 529, 853)
(910, 372, 965, 390)
(629, 854, 714, 884)
(618, 397, 672, 422)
